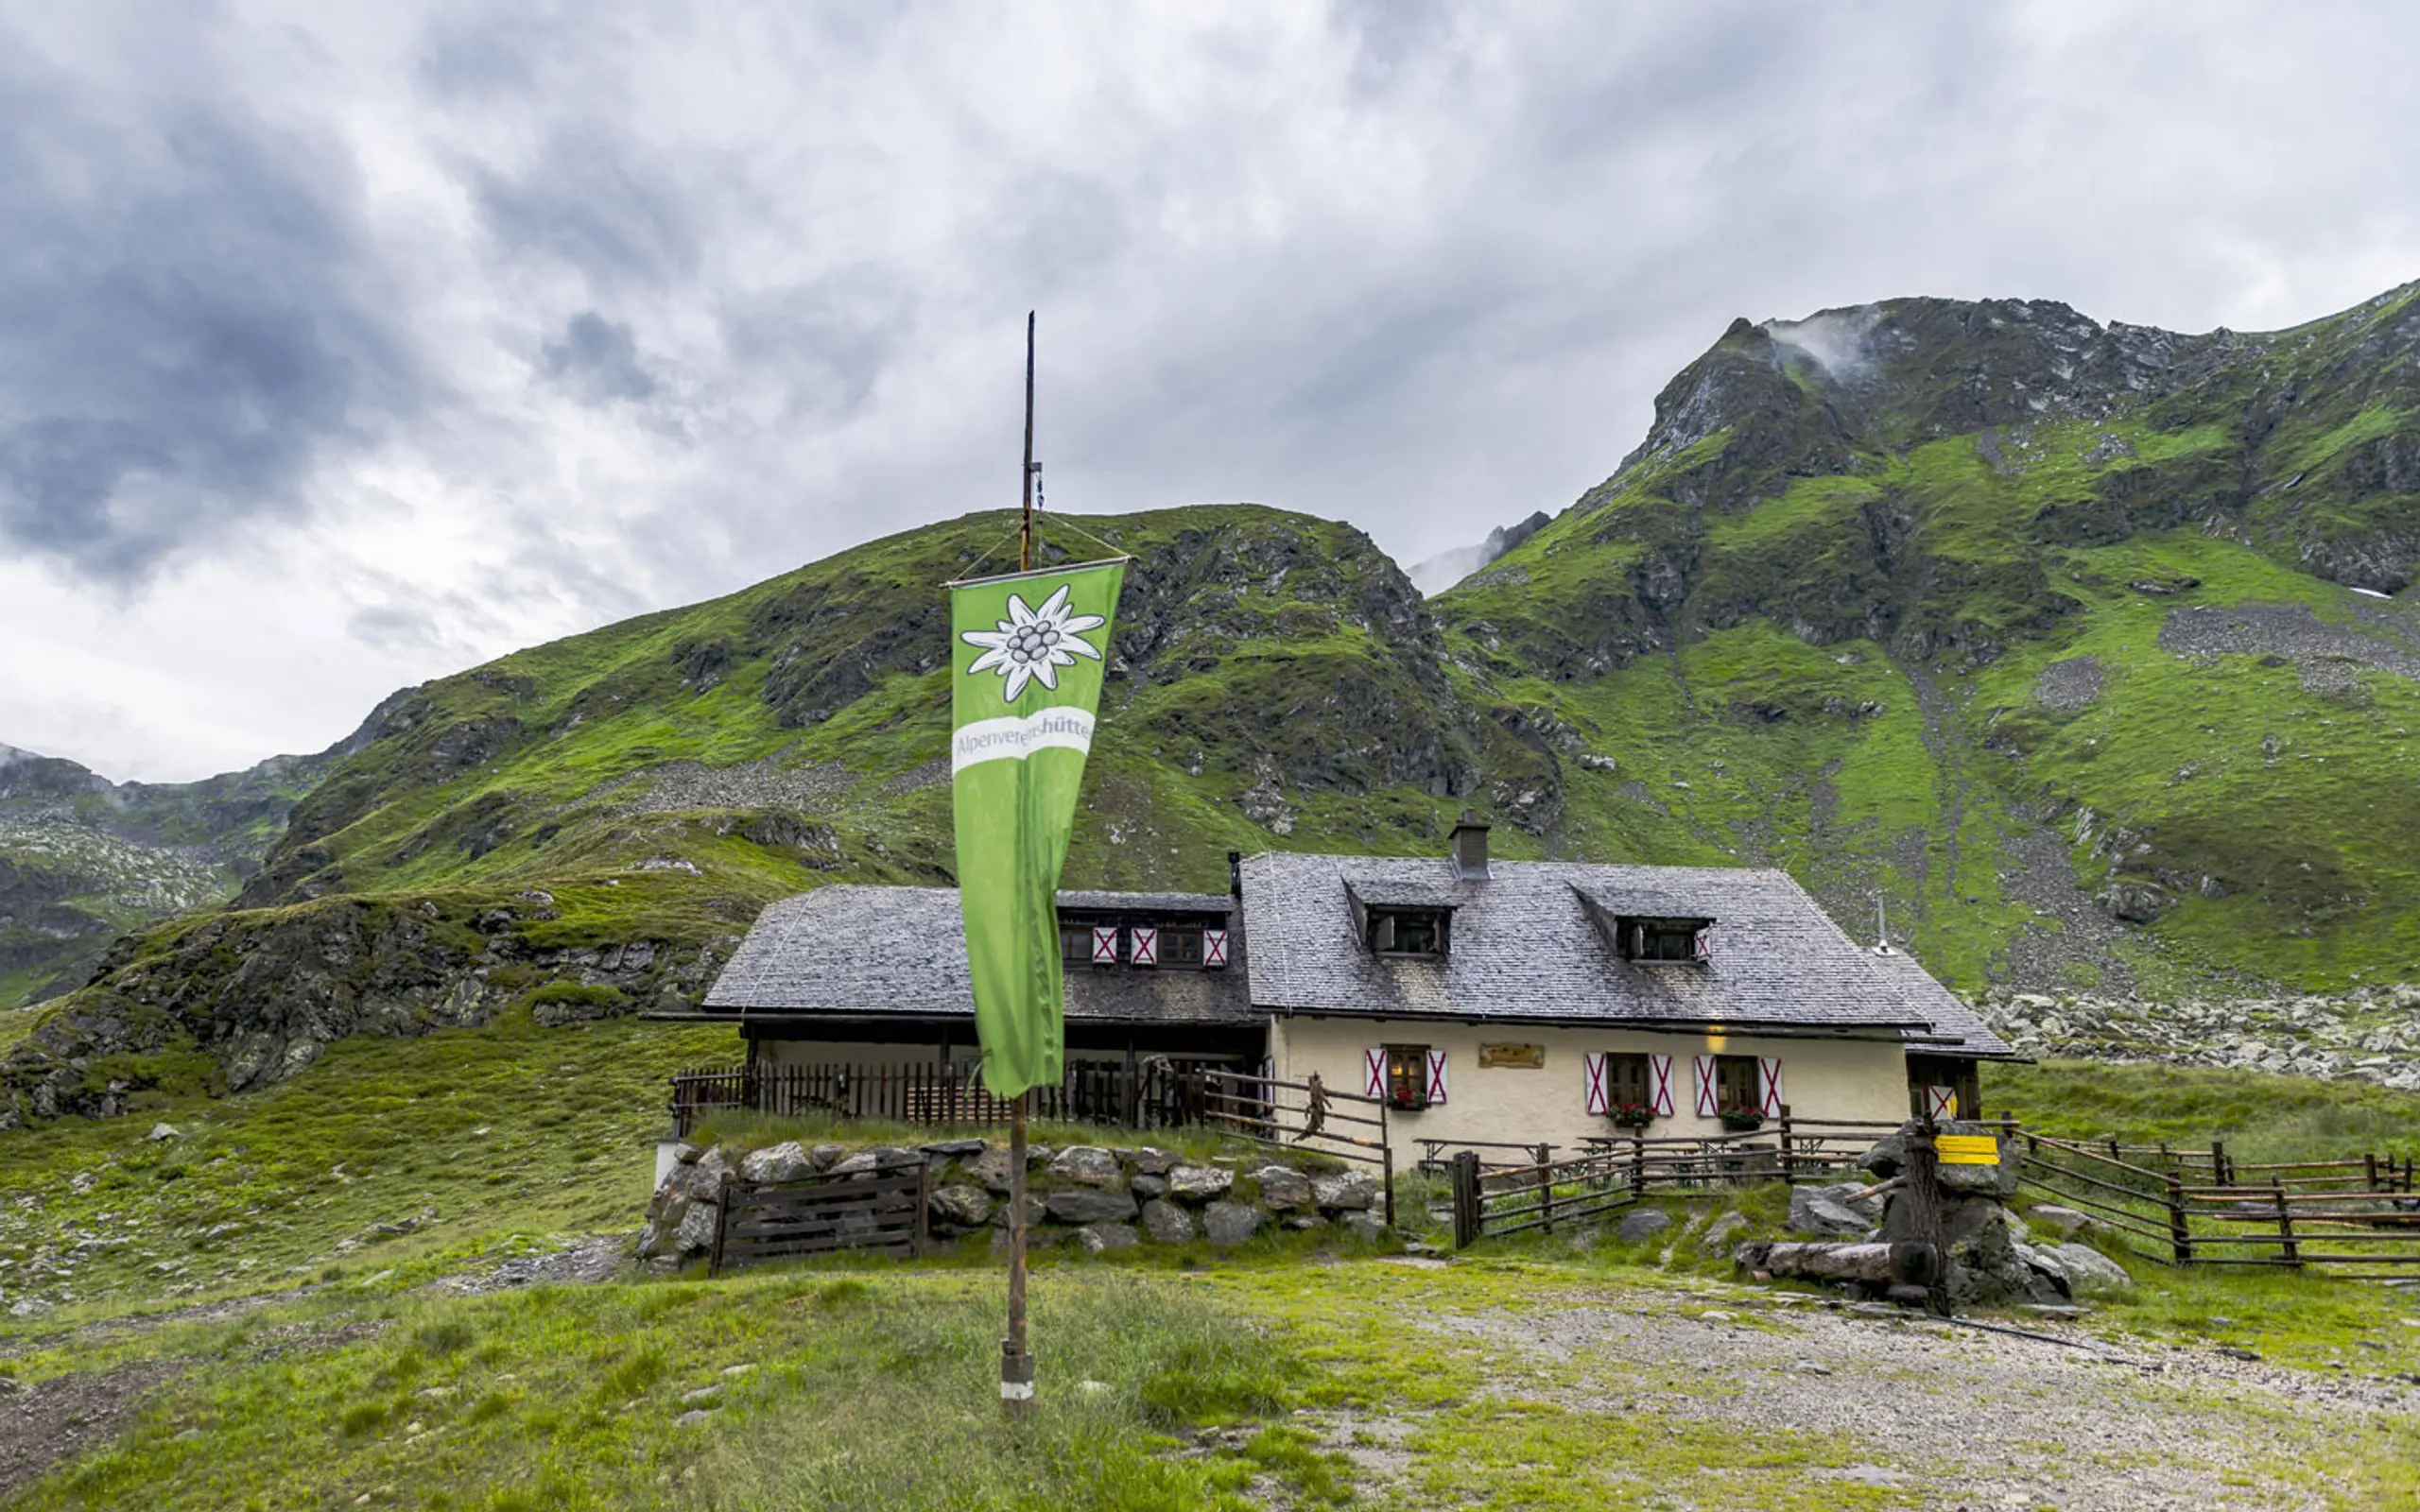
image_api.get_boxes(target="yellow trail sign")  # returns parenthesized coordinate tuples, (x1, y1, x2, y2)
(1937, 1134, 2000, 1165)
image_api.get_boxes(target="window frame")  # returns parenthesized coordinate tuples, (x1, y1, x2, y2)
(1383, 1043, 1432, 1110)
(1712, 1054, 1760, 1114)
(1368, 907, 1450, 959)
(1621, 916, 1711, 964)
(1602, 1051, 1652, 1117)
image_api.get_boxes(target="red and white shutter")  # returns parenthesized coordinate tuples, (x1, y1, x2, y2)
(1757, 1057, 1786, 1117)
(1090, 926, 1120, 964)
(1692, 925, 1713, 963)
(1583, 1052, 1609, 1115)
(1363, 1048, 1386, 1099)
(1649, 1054, 1676, 1118)
(1425, 1049, 1449, 1106)
(1202, 929, 1229, 968)
(1131, 927, 1159, 968)
(1693, 1056, 1719, 1117)
(1926, 1084, 1958, 1119)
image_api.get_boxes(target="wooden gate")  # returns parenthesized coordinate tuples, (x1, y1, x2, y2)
(708, 1163, 932, 1276)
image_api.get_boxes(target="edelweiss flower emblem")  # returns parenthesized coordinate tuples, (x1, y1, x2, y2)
(961, 584, 1107, 701)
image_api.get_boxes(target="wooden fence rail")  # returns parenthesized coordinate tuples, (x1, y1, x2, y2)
(709, 1164, 932, 1275)
(669, 1059, 1229, 1139)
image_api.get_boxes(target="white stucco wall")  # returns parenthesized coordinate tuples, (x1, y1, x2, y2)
(1268, 1016, 1910, 1151)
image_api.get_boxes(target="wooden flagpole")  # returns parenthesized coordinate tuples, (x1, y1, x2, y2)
(1001, 310, 1039, 1420)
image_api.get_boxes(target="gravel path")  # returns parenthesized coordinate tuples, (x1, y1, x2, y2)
(1380, 1285, 2412, 1510)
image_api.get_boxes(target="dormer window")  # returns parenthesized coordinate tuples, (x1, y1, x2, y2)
(1368, 908, 1449, 958)
(1344, 879, 1457, 962)
(1622, 916, 1713, 965)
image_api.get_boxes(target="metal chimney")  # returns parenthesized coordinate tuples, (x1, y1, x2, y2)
(1449, 810, 1491, 882)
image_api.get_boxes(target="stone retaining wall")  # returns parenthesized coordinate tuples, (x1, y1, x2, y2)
(641, 1137, 1392, 1265)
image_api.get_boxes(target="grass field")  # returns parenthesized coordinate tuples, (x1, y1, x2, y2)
(6, 1246, 2420, 1510)
(8, 1022, 2420, 1506)
(1983, 1058, 2420, 1165)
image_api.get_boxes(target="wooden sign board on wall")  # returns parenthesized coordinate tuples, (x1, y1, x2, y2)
(1478, 1042, 1545, 1069)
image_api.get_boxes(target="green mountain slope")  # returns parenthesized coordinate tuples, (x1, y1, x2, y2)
(9, 282, 2420, 1126)
(1438, 282, 2420, 993)
(2, 507, 1560, 1122)
(0, 717, 401, 1007)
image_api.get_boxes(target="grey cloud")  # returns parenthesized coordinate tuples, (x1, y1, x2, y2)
(543, 311, 658, 404)
(0, 46, 418, 585)
(469, 129, 703, 285)
(719, 267, 917, 421)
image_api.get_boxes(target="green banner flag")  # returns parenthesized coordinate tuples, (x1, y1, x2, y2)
(951, 558, 1126, 1097)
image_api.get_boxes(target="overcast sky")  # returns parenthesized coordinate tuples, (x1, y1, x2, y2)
(5, 1, 2417, 782)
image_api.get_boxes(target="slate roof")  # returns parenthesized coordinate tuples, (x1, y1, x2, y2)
(1866, 944, 2018, 1058)
(1238, 853, 1958, 1040)
(700, 885, 1253, 1024)
(1055, 890, 1233, 916)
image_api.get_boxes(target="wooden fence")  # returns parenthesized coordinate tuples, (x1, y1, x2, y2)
(1197, 1069, 1395, 1223)
(708, 1163, 933, 1275)
(669, 1059, 1227, 1139)
(1445, 1116, 1920, 1247)
(2019, 1132, 2420, 1277)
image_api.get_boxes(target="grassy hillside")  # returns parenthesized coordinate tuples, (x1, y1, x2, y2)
(0, 733, 378, 1008)
(1438, 283, 2420, 994)
(12, 284, 2420, 1125)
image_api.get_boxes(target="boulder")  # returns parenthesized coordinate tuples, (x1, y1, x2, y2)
(920, 1139, 988, 1159)
(1339, 1211, 1390, 1245)
(1251, 1166, 1314, 1211)
(1616, 1210, 1674, 1244)
(1283, 1214, 1327, 1231)
(2027, 1204, 2100, 1237)
(1699, 1211, 1749, 1254)
(673, 1201, 720, 1256)
(1202, 1201, 1264, 1246)
(737, 1143, 814, 1185)
(1131, 1175, 1167, 1198)
(809, 1143, 847, 1170)
(1166, 1165, 1235, 1202)
(1049, 1146, 1127, 1189)
(1140, 1199, 1196, 1245)
(1077, 1224, 1141, 1255)
(147, 1123, 181, 1143)
(1789, 1187, 1872, 1239)
(1131, 1147, 1179, 1176)
(2051, 1243, 2134, 1296)
(963, 1148, 1017, 1193)
(665, 1150, 735, 1203)
(673, 1142, 706, 1165)
(930, 1185, 994, 1228)
(1311, 1171, 1378, 1211)
(1045, 1189, 1139, 1226)
(635, 1219, 671, 1259)
(987, 1194, 1046, 1228)
(830, 1146, 922, 1179)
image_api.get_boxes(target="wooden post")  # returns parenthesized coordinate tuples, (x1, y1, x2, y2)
(1777, 1103, 1795, 1179)
(2165, 1172, 2192, 1264)
(2212, 1139, 2228, 1189)
(915, 1160, 934, 1258)
(1451, 1150, 1479, 1249)
(1902, 1116, 1948, 1314)
(2273, 1178, 2299, 1267)
(2367, 1152, 2380, 1193)
(708, 1171, 734, 1279)
(1002, 1092, 1034, 1417)
(1631, 1132, 1647, 1197)
(1535, 1145, 1554, 1234)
